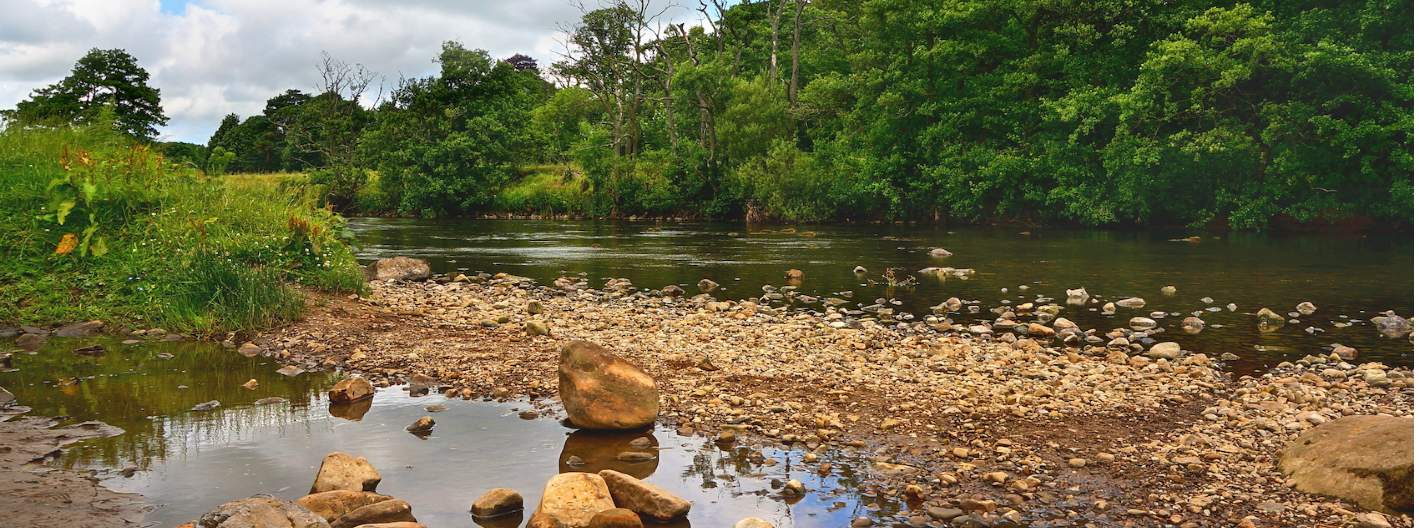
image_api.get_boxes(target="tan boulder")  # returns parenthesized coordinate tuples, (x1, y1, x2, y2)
(471, 488, 524, 518)
(310, 452, 382, 494)
(197, 495, 329, 528)
(598, 470, 691, 521)
(558, 341, 658, 430)
(588, 508, 643, 528)
(365, 257, 431, 282)
(528, 473, 616, 528)
(297, 491, 392, 522)
(329, 378, 375, 403)
(1278, 415, 1413, 513)
(331, 499, 414, 528)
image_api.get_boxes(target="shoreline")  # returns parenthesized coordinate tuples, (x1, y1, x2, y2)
(0, 405, 145, 527)
(250, 274, 1414, 527)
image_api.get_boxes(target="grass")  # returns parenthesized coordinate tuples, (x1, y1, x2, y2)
(492, 163, 592, 214)
(0, 125, 365, 334)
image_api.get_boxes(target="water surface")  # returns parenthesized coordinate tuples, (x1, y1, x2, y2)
(348, 218, 1414, 371)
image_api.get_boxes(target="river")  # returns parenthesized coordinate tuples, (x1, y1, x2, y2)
(348, 218, 1414, 372)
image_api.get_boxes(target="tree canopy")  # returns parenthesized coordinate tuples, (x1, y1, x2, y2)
(3, 48, 168, 140)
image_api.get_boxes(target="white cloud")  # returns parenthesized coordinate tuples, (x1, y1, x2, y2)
(0, 0, 692, 143)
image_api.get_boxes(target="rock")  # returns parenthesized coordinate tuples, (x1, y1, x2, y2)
(55, 320, 104, 337)
(697, 279, 719, 293)
(929, 248, 952, 257)
(1065, 288, 1089, 305)
(1331, 343, 1358, 360)
(1128, 317, 1157, 331)
(1256, 308, 1286, 330)
(852, 266, 868, 274)
(598, 469, 691, 521)
(1181, 316, 1205, 334)
(470, 488, 523, 518)
(588, 509, 641, 528)
(783, 479, 805, 496)
(1146, 342, 1181, 360)
(0, 385, 13, 408)
(347, 523, 423, 528)
(527, 301, 544, 315)
(735, 519, 774, 528)
(15, 333, 46, 350)
(1101, 303, 1116, 315)
(1160, 285, 1176, 296)
(1116, 297, 1146, 309)
(528, 473, 616, 528)
(297, 491, 393, 522)
(238, 342, 262, 357)
(329, 378, 375, 403)
(526, 321, 551, 336)
(73, 344, 105, 356)
(1356, 512, 1393, 528)
(1297, 302, 1317, 315)
(784, 269, 804, 281)
(660, 285, 684, 297)
(310, 452, 381, 494)
(197, 495, 330, 528)
(365, 257, 431, 282)
(1278, 415, 1413, 513)
(192, 400, 221, 412)
(558, 341, 659, 430)
(1026, 323, 1055, 338)
(241, 379, 259, 390)
(405, 416, 434, 435)
(330, 499, 415, 528)
(1370, 313, 1412, 338)
(277, 366, 304, 377)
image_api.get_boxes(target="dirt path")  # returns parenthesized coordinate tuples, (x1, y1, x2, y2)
(255, 276, 1414, 527)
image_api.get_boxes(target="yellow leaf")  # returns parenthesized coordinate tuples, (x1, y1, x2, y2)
(55, 233, 78, 255)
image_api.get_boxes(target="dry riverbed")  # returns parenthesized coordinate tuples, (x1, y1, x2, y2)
(250, 274, 1414, 528)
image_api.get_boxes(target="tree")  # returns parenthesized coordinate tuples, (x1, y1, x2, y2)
(504, 54, 540, 72)
(3, 48, 167, 140)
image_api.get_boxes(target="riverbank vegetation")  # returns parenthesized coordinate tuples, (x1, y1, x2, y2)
(0, 122, 365, 332)
(4, 1, 1412, 230)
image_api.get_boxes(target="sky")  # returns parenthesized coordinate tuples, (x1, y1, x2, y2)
(0, 0, 688, 143)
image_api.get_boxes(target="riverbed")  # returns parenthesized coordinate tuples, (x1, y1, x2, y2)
(348, 218, 1415, 371)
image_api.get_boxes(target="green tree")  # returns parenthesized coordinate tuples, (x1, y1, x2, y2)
(3, 48, 168, 140)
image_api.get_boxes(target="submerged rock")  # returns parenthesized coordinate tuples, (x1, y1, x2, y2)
(197, 495, 329, 528)
(528, 473, 615, 528)
(366, 257, 431, 282)
(1278, 415, 1413, 514)
(310, 452, 381, 494)
(1256, 308, 1286, 330)
(598, 469, 691, 521)
(558, 341, 658, 430)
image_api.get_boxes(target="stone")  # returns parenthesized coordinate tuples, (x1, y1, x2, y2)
(197, 495, 330, 528)
(15, 332, 46, 350)
(277, 366, 304, 377)
(1181, 316, 1205, 334)
(660, 285, 684, 297)
(310, 452, 382, 494)
(1277, 415, 1413, 514)
(853, 266, 868, 274)
(1370, 313, 1412, 338)
(1101, 303, 1116, 315)
(330, 499, 415, 528)
(527, 301, 544, 315)
(1026, 323, 1055, 338)
(55, 320, 104, 337)
(1331, 343, 1358, 360)
(0, 385, 13, 407)
(528, 473, 616, 528)
(471, 488, 523, 518)
(785, 269, 804, 281)
(1356, 512, 1393, 528)
(1116, 297, 1146, 309)
(1128, 317, 1157, 331)
(734, 518, 775, 528)
(348, 523, 423, 528)
(526, 321, 551, 336)
(241, 379, 259, 390)
(238, 342, 262, 357)
(1160, 285, 1176, 296)
(1146, 342, 1181, 360)
(558, 341, 659, 430)
(783, 479, 805, 496)
(1297, 302, 1317, 315)
(598, 469, 691, 521)
(192, 400, 221, 412)
(588, 508, 643, 528)
(329, 378, 375, 403)
(929, 248, 952, 257)
(297, 491, 393, 522)
(697, 279, 719, 293)
(365, 257, 431, 282)
(1065, 288, 1089, 305)
(1256, 308, 1286, 330)
(405, 416, 434, 434)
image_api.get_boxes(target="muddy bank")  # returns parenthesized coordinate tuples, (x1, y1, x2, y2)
(252, 274, 1414, 527)
(0, 405, 145, 527)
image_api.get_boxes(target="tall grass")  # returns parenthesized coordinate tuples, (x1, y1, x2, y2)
(0, 125, 365, 334)
(492, 164, 592, 214)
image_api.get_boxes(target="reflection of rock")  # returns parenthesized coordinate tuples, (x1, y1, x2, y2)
(311, 452, 382, 494)
(329, 378, 375, 403)
(328, 399, 372, 421)
(196, 495, 329, 528)
(558, 341, 658, 430)
(559, 430, 660, 479)
(1278, 415, 1413, 514)
(528, 473, 615, 528)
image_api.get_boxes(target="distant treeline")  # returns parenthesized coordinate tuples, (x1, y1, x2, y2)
(7, 1, 1413, 229)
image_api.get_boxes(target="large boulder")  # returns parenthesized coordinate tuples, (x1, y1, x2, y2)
(197, 495, 330, 528)
(365, 257, 431, 282)
(1278, 415, 1413, 514)
(558, 341, 658, 430)
(310, 452, 382, 494)
(598, 470, 691, 521)
(528, 473, 616, 528)
(329, 378, 375, 404)
(297, 491, 393, 522)
(330, 499, 415, 528)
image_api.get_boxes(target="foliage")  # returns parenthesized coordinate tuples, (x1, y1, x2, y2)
(2, 49, 168, 141)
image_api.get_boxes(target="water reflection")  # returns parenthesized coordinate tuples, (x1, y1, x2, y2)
(0, 339, 894, 528)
